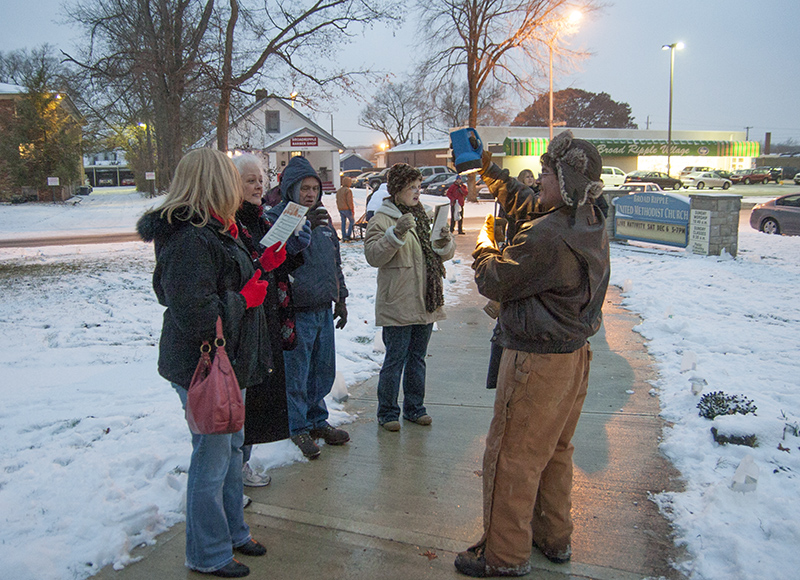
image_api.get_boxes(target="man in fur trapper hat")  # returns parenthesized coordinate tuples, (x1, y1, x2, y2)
(454, 130, 610, 578)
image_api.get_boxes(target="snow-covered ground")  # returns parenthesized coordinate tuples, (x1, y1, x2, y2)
(1, 187, 799, 580)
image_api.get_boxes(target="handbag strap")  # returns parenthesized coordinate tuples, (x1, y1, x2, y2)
(214, 316, 226, 349)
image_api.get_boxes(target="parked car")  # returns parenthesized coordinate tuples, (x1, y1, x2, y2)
(764, 167, 784, 183)
(749, 193, 800, 235)
(601, 166, 627, 187)
(625, 171, 682, 190)
(729, 168, 770, 185)
(352, 171, 377, 189)
(426, 174, 487, 197)
(617, 182, 665, 193)
(418, 165, 455, 179)
(419, 172, 452, 193)
(794, 173, 800, 185)
(780, 166, 799, 179)
(682, 171, 732, 190)
(368, 167, 391, 190)
(679, 166, 712, 180)
(712, 170, 732, 180)
(340, 169, 366, 180)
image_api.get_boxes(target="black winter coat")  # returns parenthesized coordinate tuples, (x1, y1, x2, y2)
(137, 210, 273, 389)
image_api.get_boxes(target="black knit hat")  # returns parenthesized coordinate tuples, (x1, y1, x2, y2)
(387, 163, 422, 198)
(541, 130, 604, 207)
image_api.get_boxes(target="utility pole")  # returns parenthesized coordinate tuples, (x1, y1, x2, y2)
(745, 126, 753, 140)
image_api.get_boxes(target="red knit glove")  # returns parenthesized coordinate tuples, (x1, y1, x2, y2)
(259, 242, 287, 272)
(240, 271, 268, 309)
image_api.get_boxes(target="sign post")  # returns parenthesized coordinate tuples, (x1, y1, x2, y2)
(145, 172, 156, 198)
(47, 176, 60, 203)
(689, 209, 711, 255)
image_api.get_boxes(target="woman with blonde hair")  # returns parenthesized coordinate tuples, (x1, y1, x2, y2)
(232, 153, 310, 486)
(137, 148, 284, 578)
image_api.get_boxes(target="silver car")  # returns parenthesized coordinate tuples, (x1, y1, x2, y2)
(749, 194, 800, 235)
(683, 171, 732, 190)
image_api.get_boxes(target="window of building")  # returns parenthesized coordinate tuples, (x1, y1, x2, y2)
(265, 110, 280, 133)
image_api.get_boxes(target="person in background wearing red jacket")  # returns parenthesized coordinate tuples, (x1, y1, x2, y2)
(446, 175, 467, 234)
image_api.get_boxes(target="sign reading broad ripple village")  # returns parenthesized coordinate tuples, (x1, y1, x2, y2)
(613, 192, 691, 247)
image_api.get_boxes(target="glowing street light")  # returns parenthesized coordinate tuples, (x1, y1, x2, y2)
(547, 10, 582, 141)
(290, 91, 298, 108)
(662, 42, 684, 177)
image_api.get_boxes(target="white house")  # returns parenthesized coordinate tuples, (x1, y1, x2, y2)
(192, 93, 345, 191)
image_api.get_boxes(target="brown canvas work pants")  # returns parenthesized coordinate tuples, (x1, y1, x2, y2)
(476, 344, 591, 566)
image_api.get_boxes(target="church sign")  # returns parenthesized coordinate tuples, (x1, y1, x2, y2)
(613, 192, 691, 247)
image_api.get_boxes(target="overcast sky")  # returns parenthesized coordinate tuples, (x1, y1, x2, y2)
(2, 0, 798, 148)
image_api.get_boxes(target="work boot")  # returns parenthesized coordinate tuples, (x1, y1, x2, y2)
(454, 547, 531, 577)
(291, 432, 321, 459)
(404, 414, 433, 425)
(532, 539, 571, 564)
(380, 420, 401, 432)
(310, 421, 350, 445)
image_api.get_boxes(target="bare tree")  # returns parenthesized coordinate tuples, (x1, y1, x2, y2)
(434, 81, 508, 133)
(64, 0, 216, 190)
(207, 0, 399, 151)
(359, 79, 428, 147)
(418, 0, 601, 128)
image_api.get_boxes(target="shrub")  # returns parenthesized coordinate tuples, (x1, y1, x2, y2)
(697, 391, 757, 420)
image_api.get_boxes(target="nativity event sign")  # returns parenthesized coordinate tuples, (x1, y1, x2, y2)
(613, 192, 691, 247)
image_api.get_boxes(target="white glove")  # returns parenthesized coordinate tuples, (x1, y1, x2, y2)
(395, 213, 416, 237)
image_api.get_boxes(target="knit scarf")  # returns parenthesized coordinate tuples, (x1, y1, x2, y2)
(396, 202, 445, 313)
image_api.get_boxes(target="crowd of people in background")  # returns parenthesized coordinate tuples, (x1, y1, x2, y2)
(137, 132, 608, 577)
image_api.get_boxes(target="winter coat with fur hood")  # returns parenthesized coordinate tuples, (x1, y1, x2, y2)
(137, 210, 272, 389)
(364, 199, 456, 327)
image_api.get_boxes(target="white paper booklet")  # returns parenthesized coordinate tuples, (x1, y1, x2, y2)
(259, 202, 309, 249)
(431, 203, 450, 241)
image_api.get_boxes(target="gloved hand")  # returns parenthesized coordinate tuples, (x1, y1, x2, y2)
(308, 207, 330, 229)
(394, 213, 415, 237)
(259, 241, 287, 272)
(240, 271, 268, 309)
(476, 214, 497, 251)
(333, 301, 348, 329)
(432, 226, 452, 249)
(481, 149, 493, 174)
(285, 220, 312, 255)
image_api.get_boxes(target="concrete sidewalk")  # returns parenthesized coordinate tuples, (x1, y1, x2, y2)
(95, 230, 684, 580)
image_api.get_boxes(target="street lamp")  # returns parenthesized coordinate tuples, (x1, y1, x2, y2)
(547, 10, 582, 141)
(662, 42, 684, 177)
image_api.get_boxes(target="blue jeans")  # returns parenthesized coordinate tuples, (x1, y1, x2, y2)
(172, 384, 251, 572)
(376, 324, 433, 423)
(283, 308, 335, 436)
(339, 209, 354, 240)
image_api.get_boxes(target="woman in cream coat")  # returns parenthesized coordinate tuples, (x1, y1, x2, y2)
(364, 163, 456, 431)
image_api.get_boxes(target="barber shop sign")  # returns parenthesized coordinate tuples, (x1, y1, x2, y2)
(613, 192, 691, 247)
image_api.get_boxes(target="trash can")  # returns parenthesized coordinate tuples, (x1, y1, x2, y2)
(78, 186, 91, 196)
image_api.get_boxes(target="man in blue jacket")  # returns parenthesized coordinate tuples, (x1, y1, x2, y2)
(267, 156, 350, 459)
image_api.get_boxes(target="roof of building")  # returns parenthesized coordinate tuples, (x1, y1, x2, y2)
(192, 95, 344, 150)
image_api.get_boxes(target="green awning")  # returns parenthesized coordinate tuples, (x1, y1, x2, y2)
(503, 138, 761, 158)
(503, 137, 549, 156)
